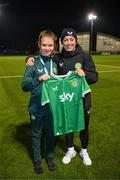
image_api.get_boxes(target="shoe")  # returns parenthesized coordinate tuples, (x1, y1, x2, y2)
(34, 161, 43, 174)
(80, 149, 92, 166)
(62, 150, 76, 164)
(46, 158, 56, 171)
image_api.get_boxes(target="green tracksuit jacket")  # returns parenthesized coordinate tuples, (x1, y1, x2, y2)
(22, 55, 57, 116)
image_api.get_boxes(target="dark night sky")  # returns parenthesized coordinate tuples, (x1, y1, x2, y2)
(0, 0, 120, 50)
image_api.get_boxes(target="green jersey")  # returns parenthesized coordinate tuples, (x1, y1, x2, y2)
(41, 71, 91, 136)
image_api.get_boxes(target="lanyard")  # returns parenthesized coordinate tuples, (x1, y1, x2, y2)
(38, 55, 53, 75)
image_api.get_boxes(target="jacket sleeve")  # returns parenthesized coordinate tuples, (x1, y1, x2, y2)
(82, 53, 98, 84)
(21, 66, 40, 92)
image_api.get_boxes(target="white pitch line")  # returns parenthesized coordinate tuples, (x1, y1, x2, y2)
(0, 68, 120, 79)
(96, 64, 120, 69)
(99, 70, 120, 73)
(0, 75, 23, 79)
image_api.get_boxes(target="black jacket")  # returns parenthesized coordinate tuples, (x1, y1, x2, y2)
(54, 44, 98, 110)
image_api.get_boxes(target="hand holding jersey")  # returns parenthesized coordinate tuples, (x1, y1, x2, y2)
(57, 28, 98, 166)
(22, 30, 58, 173)
(39, 74, 50, 81)
(24, 28, 98, 167)
(41, 71, 91, 136)
(75, 63, 85, 77)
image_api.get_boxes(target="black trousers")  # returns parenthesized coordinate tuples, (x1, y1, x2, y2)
(65, 110, 90, 149)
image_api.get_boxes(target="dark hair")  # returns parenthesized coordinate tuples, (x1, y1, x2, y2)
(60, 28, 77, 42)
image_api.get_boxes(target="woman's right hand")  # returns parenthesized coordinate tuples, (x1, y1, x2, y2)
(39, 74, 50, 81)
(26, 57, 35, 66)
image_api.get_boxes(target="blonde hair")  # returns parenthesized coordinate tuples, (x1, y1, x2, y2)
(38, 30, 57, 55)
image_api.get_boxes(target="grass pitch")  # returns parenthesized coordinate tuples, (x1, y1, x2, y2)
(0, 55, 120, 179)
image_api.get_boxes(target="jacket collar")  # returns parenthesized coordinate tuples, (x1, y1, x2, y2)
(61, 44, 83, 58)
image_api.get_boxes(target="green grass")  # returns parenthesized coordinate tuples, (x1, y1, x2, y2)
(0, 55, 120, 179)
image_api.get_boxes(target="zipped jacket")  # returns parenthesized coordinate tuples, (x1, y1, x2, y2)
(54, 44, 98, 110)
(22, 55, 57, 115)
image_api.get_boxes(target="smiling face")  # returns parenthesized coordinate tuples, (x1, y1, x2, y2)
(62, 36, 77, 52)
(39, 36, 55, 56)
(38, 30, 57, 57)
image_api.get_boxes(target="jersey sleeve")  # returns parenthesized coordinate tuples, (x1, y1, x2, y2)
(41, 82, 50, 106)
(81, 77, 91, 97)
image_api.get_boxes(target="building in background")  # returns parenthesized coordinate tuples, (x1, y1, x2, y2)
(59, 32, 120, 54)
(96, 33, 120, 53)
(1, 32, 120, 55)
(77, 32, 90, 52)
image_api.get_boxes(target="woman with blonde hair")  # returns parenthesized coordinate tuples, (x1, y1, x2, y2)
(22, 30, 57, 173)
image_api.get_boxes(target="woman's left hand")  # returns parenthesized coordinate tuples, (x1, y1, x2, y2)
(76, 68, 85, 76)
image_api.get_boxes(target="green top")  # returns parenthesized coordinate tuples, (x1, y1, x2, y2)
(22, 55, 57, 116)
(41, 71, 91, 135)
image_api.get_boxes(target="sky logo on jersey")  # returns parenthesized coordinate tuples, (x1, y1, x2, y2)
(59, 92, 74, 102)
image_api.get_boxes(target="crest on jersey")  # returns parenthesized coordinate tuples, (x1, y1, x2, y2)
(71, 80, 79, 87)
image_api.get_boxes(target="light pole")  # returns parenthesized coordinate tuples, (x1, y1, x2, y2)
(88, 13, 97, 53)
